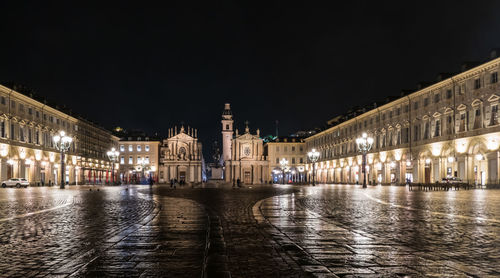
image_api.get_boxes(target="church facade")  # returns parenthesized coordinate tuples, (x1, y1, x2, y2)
(221, 103, 269, 184)
(159, 126, 202, 184)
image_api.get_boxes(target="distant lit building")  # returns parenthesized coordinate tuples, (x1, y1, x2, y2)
(0, 84, 119, 185)
(159, 125, 202, 184)
(305, 52, 500, 186)
(221, 104, 269, 184)
(264, 137, 306, 183)
(118, 134, 160, 183)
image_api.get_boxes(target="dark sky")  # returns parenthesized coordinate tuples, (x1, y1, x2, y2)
(1, 1, 500, 159)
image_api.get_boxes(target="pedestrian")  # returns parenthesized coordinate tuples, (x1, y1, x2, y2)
(170, 179, 174, 188)
(232, 179, 235, 188)
(237, 178, 241, 188)
(149, 177, 154, 186)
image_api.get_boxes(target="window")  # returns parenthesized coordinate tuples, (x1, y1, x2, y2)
(129, 156, 133, 164)
(28, 128, 32, 143)
(474, 78, 481, 89)
(120, 145, 125, 152)
(28, 108, 32, 115)
(137, 145, 142, 152)
(490, 104, 499, 126)
(492, 72, 498, 84)
(396, 108, 401, 115)
(19, 104, 24, 112)
(0, 97, 5, 105)
(424, 122, 429, 139)
(43, 114, 47, 121)
(226, 124, 229, 130)
(19, 126, 24, 141)
(300, 158, 303, 163)
(389, 111, 393, 118)
(299, 146, 303, 152)
(413, 101, 419, 110)
(424, 98, 429, 106)
(35, 130, 39, 144)
(56, 119, 60, 125)
(11, 101, 15, 109)
(145, 145, 150, 152)
(291, 146, 295, 152)
(276, 158, 279, 163)
(434, 93, 440, 103)
(284, 146, 288, 152)
(434, 120, 440, 137)
(145, 156, 150, 163)
(128, 145, 133, 152)
(292, 158, 295, 164)
(446, 90, 452, 99)
(35, 111, 39, 118)
(0, 121, 4, 138)
(120, 156, 124, 164)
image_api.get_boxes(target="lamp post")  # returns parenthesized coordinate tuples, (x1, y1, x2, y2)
(107, 147, 120, 185)
(280, 158, 289, 184)
(356, 132, 374, 188)
(307, 148, 320, 186)
(53, 130, 72, 189)
(139, 158, 150, 183)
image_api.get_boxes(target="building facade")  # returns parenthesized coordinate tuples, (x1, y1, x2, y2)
(222, 104, 269, 184)
(0, 84, 119, 185)
(264, 137, 306, 183)
(118, 136, 160, 183)
(159, 126, 202, 184)
(305, 55, 500, 186)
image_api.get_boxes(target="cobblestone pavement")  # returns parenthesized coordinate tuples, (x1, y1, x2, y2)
(0, 185, 207, 278)
(146, 184, 306, 278)
(256, 184, 500, 277)
(3, 184, 500, 277)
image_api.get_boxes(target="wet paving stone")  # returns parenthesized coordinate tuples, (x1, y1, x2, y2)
(256, 185, 500, 277)
(2, 184, 500, 277)
(0, 185, 207, 277)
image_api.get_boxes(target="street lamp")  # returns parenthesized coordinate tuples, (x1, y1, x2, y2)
(53, 130, 72, 189)
(307, 148, 320, 186)
(280, 158, 289, 184)
(138, 158, 150, 183)
(356, 132, 374, 188)
(107, 147, 120, 185)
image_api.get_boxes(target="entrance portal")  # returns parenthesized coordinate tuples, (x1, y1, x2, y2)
(244, 171, 251, 184)
(424, 167, 431, 183)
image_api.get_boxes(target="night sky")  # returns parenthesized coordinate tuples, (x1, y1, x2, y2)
(2, 2, 500, 160)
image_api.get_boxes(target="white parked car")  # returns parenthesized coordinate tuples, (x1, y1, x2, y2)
(1, 178, 29, 188)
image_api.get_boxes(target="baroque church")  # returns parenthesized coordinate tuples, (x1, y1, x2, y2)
(159, 125, 203, 184)
(221, 103, 269, 184)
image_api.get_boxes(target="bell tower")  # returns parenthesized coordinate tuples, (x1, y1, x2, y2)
(221, 103, 233, 162)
